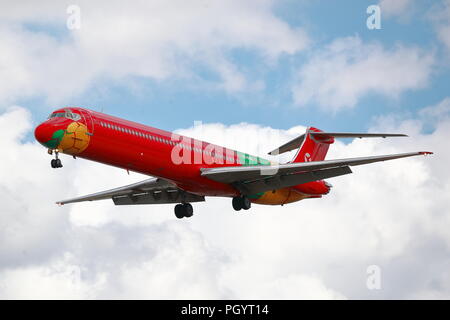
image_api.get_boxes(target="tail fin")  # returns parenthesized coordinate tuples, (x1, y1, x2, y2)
(267, 127, 407, 163)
(292, 127, 332, 163)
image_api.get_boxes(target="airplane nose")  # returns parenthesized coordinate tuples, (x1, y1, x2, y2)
(34, 123, 51, 144)
(34, 122, 63, 149)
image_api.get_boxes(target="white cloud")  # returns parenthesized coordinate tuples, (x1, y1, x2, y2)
(431, 0, 450, 54)
(0, 0, 308, 105)
(1, 105, 450, 299)
(419, 97, 450, 121)
(379, 0, 413, 18)
(438, 25, 450, 54)
(292, 36, 434, 111)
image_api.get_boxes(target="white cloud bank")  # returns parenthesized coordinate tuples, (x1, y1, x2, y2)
(292, 36, 434, 111)
(0, 0, 308, 105)
(0, 104, 449, 299)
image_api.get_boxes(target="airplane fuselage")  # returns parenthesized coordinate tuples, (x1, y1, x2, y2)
(34, 107, 329, 205)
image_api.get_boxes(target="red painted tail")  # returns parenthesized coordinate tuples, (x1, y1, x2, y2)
(292, 127, 334, 163)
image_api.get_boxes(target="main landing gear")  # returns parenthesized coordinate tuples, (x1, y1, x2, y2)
(174, 203, 194, 219)
(50, 150, 63, 168)
(232, 196, 251, 211)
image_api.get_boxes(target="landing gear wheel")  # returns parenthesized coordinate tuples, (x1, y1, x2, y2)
(55, 159, 63, 168)
(174, 204, 184, 219)
(232, 196, 251, 211)
(183, 203, 193, 218)
(174, 203, 194, 219)
(241, 196, 251, 210)
(50, 153, 63, 168)
(232, 197, 242, 211)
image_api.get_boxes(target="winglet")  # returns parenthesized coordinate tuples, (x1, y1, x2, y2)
(419, 151, 434, 155)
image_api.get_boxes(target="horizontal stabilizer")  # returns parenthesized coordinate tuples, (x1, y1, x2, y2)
(268, 131, 407, 155)
(311, 132, 408, 139)
(268, 134, 305, 155)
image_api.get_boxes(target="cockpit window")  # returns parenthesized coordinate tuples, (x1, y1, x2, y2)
(65, 112, 81, 121)
(48, 110, 82, 121)
(49, 112, 65, 118)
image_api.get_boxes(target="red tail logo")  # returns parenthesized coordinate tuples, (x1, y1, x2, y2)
(292, 127, 334, 163)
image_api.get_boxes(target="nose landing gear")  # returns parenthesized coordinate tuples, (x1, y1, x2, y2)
(49, 150, 63, 168)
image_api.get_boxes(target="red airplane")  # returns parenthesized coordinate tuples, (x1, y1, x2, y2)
(34, 107, 433, 219)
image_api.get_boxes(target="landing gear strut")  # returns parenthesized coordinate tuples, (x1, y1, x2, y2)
(50, 151, 63, 168)
(174, 203, 193, 219)
(232, 196, 251, 211)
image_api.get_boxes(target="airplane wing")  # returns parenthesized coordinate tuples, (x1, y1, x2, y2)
(56, 177, 204, 205)
(201, 152, 433, 195)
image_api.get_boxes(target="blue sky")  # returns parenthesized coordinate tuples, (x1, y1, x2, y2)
(10, 0, 448, 137)
(2, 0, 450, 299)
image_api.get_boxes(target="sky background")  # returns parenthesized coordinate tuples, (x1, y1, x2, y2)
(0, 0, 450, 299)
